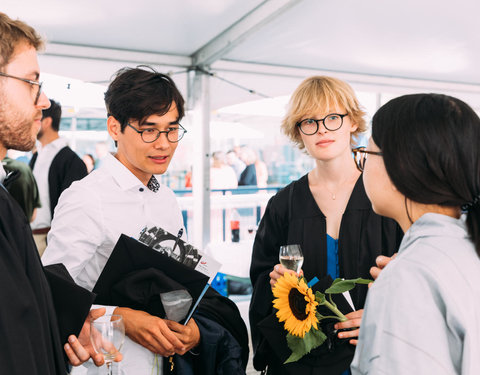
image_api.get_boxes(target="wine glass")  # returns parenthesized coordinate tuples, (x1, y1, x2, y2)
(90, 314, 125, 375)
(279, 244, 304, 273)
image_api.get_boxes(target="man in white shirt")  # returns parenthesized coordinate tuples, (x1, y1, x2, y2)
(30, 98, 87, 255)
(42, 67, 201, 374)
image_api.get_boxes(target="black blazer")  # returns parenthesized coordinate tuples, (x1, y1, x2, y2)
(31, 146, 88, 219)
(0, 184, 67, 374)
(249, 174, 403, 374)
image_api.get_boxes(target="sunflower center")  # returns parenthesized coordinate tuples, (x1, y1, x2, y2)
(288, 287, 308, 321)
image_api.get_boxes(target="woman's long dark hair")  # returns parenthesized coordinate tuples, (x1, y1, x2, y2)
(371, 93, 480, 256)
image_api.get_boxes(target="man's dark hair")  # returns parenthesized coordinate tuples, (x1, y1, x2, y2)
(372, 93, 480, 256)
(42, 99, 62, 132)
(104, 66, 185, 132)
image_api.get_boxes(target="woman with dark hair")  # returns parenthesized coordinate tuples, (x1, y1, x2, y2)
(249, 76, 403, 375)
(351, 93, 480, 374)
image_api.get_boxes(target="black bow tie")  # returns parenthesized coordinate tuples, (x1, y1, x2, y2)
(147, 176, 160, 192)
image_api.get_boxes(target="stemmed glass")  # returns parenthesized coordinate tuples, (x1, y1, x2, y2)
(279, 244, 304, 273)
(90, 314, 125, 375)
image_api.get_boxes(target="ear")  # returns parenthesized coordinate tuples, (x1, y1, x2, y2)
(349, 120, 358, 133)
(107, 116, 121, 142)
(42, 116, 53, 130)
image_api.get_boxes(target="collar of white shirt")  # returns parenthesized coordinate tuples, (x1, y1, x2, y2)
(0, 163, 6, 184)
(102, 152, 159, 192)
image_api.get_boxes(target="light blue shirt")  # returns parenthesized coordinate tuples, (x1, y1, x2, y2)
(351, 213, 480, 374)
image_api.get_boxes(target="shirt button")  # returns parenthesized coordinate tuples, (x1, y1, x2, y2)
(139, 187, 144, 192)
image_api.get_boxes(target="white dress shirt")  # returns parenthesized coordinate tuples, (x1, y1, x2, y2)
(351, 213, 480, 375)
(31, 137, 68, 229)
(0, 163, 6, 183)
(42, 152, 184, 375)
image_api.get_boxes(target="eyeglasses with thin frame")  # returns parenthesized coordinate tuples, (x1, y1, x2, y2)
(0, 71, 43, 105)
(296, 113, 348, 135)
(352, 147, 383, 172)
(126, 122, 187, 143)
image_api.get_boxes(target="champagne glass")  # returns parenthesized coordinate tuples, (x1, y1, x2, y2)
(279, 244, 304, 273)
(90, 314, 125, 375)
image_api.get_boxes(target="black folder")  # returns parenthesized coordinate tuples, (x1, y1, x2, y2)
(44, 263, 96, 345)
(92, 234, 209, 322)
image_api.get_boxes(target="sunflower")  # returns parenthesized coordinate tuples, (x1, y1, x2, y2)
(272, 272, 319, 338)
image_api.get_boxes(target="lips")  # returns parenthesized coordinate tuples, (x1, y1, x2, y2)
(149, 155, 169, 164)
(316, 139, 334, 146)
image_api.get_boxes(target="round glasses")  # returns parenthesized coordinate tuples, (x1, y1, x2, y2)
(126, 123, 187, 143)
(297, 113, 348, 135)
(352, 147, 383, 172)
(0, 71, 43, 105)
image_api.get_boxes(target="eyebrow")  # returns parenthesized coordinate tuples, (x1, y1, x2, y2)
(141, 119, 180, 127)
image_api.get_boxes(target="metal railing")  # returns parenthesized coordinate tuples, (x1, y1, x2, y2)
(174, 185, 283, 242)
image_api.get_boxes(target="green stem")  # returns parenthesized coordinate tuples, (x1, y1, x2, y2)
(323, 299, 347, 322)
(328, 293, 336, 308)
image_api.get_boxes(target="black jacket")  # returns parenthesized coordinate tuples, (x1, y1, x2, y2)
(166, 288, 249, 374)
(30, 146, 87, 218)
(0, 184, 65, 374)
(249, 174, 403, 374)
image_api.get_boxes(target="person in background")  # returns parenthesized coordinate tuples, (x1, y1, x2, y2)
(210, 150, 238, 190)
(238, 146, 257, 186)
(351, 93, 480, 374)
(94, 140, 109, 168)
(42, 66, 248, 374)
(249, 76, 402, 375)
(0, 11, 116, 373)
(2, 152, 41, 221)
(30, 98, 87, 255)
(254, 151, 269, 188)
(82, 153, 95, 173)
(210, 151, 238, 242)
(226, 149, 246, 180)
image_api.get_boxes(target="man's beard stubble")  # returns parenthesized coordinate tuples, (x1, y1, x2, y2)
(0, 96, 37, 152)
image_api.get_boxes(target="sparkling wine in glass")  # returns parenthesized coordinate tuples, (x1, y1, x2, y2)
(279, 244, 304, 273)
(90, 314, 125, 375)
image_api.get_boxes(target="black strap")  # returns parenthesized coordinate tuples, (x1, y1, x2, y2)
(29, 151, 38, 170)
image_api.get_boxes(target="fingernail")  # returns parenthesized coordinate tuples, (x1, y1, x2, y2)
(338, 333, 344, 338)
(68, 336, 76, 344)
(334, 324, 338, 330)
(274, 265, 279, 272)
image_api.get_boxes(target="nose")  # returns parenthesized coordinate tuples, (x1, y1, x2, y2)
(317, 121, 328, 134)
(36, 91, 50, 110)
(153, 131, 170, 149)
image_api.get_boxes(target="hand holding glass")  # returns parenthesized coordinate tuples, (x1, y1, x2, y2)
(90, 314, 125, 375)
(279, 244, 304, 273)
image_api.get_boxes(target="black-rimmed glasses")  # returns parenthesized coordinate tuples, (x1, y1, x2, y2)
(126, 122, 187, 143)
(0, 72, 43, 105)
(297, 113, 348, 135)
(352, 147, 383, 172)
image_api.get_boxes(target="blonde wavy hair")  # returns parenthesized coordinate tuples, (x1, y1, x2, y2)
(281, 76, 367, 150)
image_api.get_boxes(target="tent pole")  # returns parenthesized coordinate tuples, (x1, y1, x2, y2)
(188, 67, 211, 249)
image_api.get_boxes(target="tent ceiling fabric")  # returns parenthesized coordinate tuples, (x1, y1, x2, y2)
(3, 0, 480, 110)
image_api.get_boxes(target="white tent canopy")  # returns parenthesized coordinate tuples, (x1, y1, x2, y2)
(3, 0, 480, 109)
(3, 0, 480, 246)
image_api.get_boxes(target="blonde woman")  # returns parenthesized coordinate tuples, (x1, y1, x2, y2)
(249, 76, 402, 374)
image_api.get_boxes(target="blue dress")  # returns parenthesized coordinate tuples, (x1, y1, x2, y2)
(327, 234, 351, 375)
